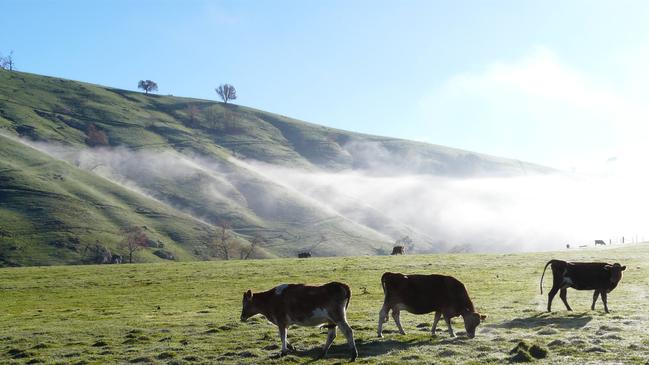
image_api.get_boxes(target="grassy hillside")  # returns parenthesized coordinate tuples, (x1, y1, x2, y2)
(0, 134, 270, 266)
(0, 69, 555, 266)
(1, 244, 647, 364)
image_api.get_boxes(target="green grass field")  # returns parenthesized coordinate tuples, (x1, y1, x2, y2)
(1, 244, 648, 364)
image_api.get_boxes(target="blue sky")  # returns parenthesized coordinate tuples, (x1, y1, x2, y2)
(3, 0, 649, 169)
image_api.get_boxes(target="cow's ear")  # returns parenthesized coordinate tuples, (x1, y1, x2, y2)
(621, 266, 627, 271)
(244, 289, 252, 299)
(480, 314, 487, 320)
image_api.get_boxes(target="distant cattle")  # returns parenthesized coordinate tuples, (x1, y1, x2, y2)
(111, 255, 123, 264)
(297, 252, 311, 258)
(540, 259, 626, 313)
(391, 246, 404, 255)
(595, 240, 606, 246)
(240, 282, 358, 361)
(377, 272, 485, 338)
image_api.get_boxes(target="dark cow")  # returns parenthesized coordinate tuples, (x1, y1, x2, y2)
(377, 272, 485, 338)
(297, 252, 312, 258)
(241, 282, 358, 361)
(391, 246, 404, 255)
(540, 259, 626, 313)
(595, 240, 606, 246)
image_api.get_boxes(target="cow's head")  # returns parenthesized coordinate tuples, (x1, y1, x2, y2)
(605, 263, 627, 284)
(240, 289, 256, 322)
(462, 312, 486, 338)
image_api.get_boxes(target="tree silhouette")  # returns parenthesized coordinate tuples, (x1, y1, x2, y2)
(138, 80, 158, 94)
(215, 84, 237, 104)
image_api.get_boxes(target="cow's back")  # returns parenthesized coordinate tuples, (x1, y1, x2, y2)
(565, 262, 614, 290)
(382, 273, 473, 315)
(276, 282, 350, 322)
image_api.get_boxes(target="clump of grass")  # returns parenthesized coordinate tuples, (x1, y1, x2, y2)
(509, 341, 549, 362)
(157, 351, 177, 359)
(92, 340, 109, 347)
(129, 356, 153, 363)
(510, 350, 533, 363)
(528, 344, 548, 359)
(7, 348, 29, 359)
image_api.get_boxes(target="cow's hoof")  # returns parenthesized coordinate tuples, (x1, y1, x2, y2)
(286, 343, 295, 351)
(279, 351, 288, 357)
(398, 331, 406, 335)
(377, 334, 383, 338)
(349, 352, 358, 362)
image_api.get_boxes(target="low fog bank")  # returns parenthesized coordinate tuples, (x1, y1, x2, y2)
(238, 159, 649, 252)
(340, 140, 555, 177)
(9, 133, 647, 254)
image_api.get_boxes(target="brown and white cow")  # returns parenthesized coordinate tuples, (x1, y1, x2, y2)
(540, 259, 626, 313)
(377, 272, 485, 338)
(240, 282, 358, 361)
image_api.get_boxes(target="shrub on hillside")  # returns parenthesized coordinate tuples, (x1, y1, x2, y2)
(85, 123, 109, 147)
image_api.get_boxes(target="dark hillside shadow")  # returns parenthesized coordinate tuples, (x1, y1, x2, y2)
(105, 88, 142, 103)
(494, 312, 592, 329)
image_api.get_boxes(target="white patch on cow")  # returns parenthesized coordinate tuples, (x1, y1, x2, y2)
(274, 284, 288, 295)
(291, 308, 330, 327)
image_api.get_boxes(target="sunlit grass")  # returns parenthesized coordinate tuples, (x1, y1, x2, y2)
(1, 244, 648, 364)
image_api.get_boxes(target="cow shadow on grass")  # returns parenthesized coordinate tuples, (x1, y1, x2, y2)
(283, 337, 433, 363)
(494, 312, 593, 330)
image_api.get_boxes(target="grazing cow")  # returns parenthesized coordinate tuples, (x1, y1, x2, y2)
(297, 252, 312, 258)
(540, 260, 626, 313)
(595, 240, 606, 246)
(377, 272, 485, 338)
(391, 246, 404, 255)
(240, 282, 358, 361)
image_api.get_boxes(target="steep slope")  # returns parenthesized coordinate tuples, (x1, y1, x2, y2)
(0, 134, 273, 266)
(0, 70, 554, 266)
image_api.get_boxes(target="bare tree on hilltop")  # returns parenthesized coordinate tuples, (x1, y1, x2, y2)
(0, 50, 15, 71)
(138, 80, 158, 94)
(216, 84, 237, 104)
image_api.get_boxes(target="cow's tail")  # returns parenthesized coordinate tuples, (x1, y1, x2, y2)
(540, 260, 558, 294)
(342, 283, 352, 310)
(380, 272, 389, 295)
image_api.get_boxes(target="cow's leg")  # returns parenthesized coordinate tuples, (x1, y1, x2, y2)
(591, 290, 600, 310)
(337, 321, 358, 362)
(601, 291, 610, 313)
(559, 288, 572, 311)
(391, 309, 406, 335)
(431, 311, 442, 336)
(377, 303, 389, 337)
(279, 326, 289, 356)
(443, 313, 455, 337)
(547, 284, 560, 312)
(319, 326, 336, 359)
